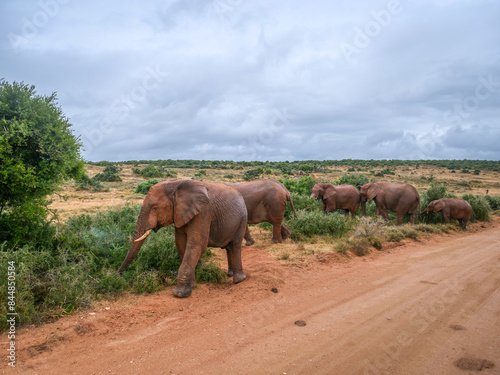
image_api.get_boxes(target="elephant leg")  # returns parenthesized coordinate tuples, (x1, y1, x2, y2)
(396, 214, 403, 226)
(458, 219, 466, 230)
(243, 225, 255, 246)
(225, 241, 246, 284)
(174, 237, 206, 298)
(343, 209, 349, 218)
(281, 225, 291, 240)
(175, 231, 197, 287)
(226, 248, 234, 277)
(443, 213, 450, 224)
(271, 222, 283, 243)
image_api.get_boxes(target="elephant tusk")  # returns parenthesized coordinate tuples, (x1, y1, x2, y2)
(134, 229, 152, 242)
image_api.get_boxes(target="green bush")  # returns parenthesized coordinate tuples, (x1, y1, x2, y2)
(75, 174, 109, 192)
(0, 199, 56, 247)
(135, 179, 160, 194)
(484, 195, 500, 210)
(334, 173, 369, 189)
(135, 165, 177, 179)
(92, 165, 122, 182)
(243, 168, 263, 181)
(286, 210, 353, 240)
(284, 192, 322, 220)
(279, 176, 317, 195)
(462, 194, 491, 222)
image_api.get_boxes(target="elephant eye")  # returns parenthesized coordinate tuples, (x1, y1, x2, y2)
(152, 207, 157, 212)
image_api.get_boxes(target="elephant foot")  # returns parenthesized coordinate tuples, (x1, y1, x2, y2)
(173, 284, 192, 298)
(271, 237, 283, 244)
(227, 269, 234, 277)
(245, 239, 255, 246)
(233, 272, 246, 284)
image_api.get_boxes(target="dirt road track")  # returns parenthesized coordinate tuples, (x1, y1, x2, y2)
(6, 222, 500, 375)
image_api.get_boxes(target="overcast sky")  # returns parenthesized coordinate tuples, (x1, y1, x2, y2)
(1, 0, 500, 162)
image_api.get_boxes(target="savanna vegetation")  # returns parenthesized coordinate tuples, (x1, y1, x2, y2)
(1, 80, 499, 331)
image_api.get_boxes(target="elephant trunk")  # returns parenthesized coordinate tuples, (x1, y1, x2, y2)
(361, 199, 366, 216)
(117, 207, 150, 275)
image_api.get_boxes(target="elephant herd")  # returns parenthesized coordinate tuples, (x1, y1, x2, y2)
(117, 178, 473, 298)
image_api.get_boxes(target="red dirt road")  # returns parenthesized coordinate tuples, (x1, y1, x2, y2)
(5, 222, 500, 375)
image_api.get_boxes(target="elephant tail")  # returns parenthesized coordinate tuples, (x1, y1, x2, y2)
(287, 193, 298, 219)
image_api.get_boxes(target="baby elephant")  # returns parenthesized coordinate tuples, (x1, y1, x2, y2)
(422, 198, 472, 230)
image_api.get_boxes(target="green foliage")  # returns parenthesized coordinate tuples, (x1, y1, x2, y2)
(0, 80, 83, 244)
(92, 165, 122, 182)
(284, 192, 322, 220)
(0, 198, 56, 247)
(280, 176, 317, 195)
(286, 211, 353, 241)
(134, 165, 177, 179)
(334, 173, 369, 189)
(135, 179, 160, 194)
(484, 195, 500, 210)
(243, 168, 263, 181)
(75, 174, 109, 192)
(462, 194, 491, 222)
(223, 174, 234, 179)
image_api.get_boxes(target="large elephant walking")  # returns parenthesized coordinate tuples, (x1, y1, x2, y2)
(421, 198, 472, 230)
(360, 182, 420, 225)
(226, 179, 297, 245)
(118, 179, 248, 298)
(311, 183, 360, 218)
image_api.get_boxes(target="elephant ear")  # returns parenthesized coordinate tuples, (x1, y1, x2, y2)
(433, 200, 446, 212)
(323, 185, 337, 200)
(367, 184, 381, 202)
(173, 181, 210, 228)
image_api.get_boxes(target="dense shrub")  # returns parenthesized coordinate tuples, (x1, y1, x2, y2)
(334, 173, 369, 189)
(135, 179, 160, 194)
(462, 194, 491, 222)
(92, 165, 122, 182)
(75, 174, 109, 192)
(286, 210, 353, 240)
(284, 193, 322, 220)
(280, 176, 317, 196)
(134, 165, 177, 178)
(243, 168, 263, 181)
(484, 195, 500, 210)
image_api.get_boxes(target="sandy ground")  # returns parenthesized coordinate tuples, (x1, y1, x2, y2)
(3, 221, 500, 375)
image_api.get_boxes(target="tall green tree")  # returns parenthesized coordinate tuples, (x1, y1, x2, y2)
(0, 80, 84, 243)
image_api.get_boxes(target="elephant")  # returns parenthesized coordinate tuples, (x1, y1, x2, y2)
(117, 179, 248, 298)
(360, 182, 420, 225)
(311, 183, 360, 218)
(225, 179, 297, 245)
(421, 198, 472, 230)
